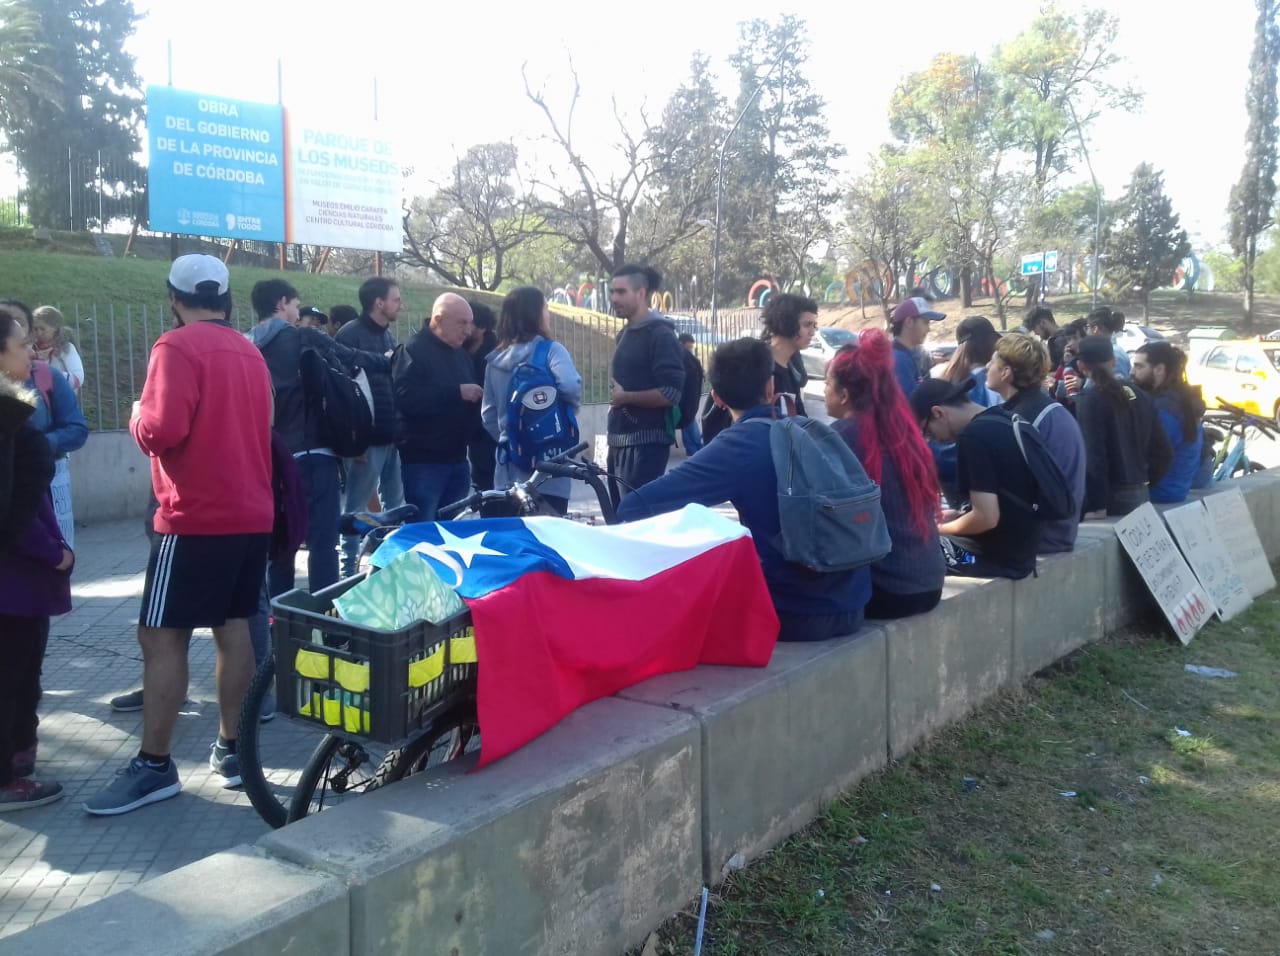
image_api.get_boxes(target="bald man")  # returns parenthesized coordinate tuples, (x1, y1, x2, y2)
(391, 293, 482, 519)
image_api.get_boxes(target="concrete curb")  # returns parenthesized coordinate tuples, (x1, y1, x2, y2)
(10, 473, 1280, 956)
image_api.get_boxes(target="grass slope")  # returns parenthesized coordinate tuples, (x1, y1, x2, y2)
(0, 246, 623, 425)
(638, 589, 1280, 955)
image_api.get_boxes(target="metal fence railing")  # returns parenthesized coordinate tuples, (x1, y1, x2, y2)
(56, 304, 768, 431)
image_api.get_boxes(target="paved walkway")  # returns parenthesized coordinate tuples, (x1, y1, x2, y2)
(0, 463, 646, 941)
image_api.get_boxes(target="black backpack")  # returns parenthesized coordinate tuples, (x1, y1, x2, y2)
(299, 346, 374, 458)
(985, 409, 1077, 522)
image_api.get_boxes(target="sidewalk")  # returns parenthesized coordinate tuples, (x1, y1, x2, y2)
(0, 465, 649, 940)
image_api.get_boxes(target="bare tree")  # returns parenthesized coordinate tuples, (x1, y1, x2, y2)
(522, 59, 712, 274)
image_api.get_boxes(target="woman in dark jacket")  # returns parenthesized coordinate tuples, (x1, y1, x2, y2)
(0, 309, 73, 811)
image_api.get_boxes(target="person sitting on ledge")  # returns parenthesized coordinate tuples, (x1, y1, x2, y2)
(909, 377, 1042, 579)
(617, 337, 870, 642)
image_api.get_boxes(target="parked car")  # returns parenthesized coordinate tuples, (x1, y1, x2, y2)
(1114, 324, 1167, 355)
(665, 315, 725, 348)
(799, 326, 857, 378)
(1186, 338, 1280, 426)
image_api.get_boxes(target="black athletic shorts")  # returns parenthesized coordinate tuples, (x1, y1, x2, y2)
(139, 532, 270, 629)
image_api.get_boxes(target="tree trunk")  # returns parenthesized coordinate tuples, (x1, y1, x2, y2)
(1244, 233, 1256, 329)
(960, 264, 973, 308)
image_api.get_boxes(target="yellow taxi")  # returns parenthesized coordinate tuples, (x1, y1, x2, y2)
(1187, 338, 1280, 427)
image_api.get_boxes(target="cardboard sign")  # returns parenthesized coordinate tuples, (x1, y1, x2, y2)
(1202, 488, 1276, 598)
(1162, 502, 1252, 621)
(1115, 503, 1214, 645)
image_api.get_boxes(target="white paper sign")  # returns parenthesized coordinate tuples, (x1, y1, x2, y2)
(1163, 502, 1252, 621)
(1202, 488, 1275, 598)
(1115, 503, 1214, 645)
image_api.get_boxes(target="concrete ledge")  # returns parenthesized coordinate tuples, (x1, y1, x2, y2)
(885, 576, 1014, 758)
(1075, 521, 1160, 634)
(0, 846, 348, 956)
(616, 627, 888, 879)
(258, 697, 701, 956)
(68, 431, 154, 524)
(1011, 539, 1107, 679)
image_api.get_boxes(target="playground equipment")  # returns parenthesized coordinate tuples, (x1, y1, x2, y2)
(823, 280, 846, 304)
(649, 290, 675, 312)
(1172, 254, 1201, 292)
(746, 279, 774, 307)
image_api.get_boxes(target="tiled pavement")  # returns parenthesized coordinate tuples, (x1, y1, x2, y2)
(0, 468, 637, 940)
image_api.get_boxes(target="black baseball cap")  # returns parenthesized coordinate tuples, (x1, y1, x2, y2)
(299, 306, 328, 320)
(908, 378, 972, 426)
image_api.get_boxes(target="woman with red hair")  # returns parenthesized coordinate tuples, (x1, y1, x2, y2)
(825, 329, 944, 619)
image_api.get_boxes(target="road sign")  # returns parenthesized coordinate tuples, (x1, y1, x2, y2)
(1044, 250, 1059, 273)
(1021, 253, 1044, 276)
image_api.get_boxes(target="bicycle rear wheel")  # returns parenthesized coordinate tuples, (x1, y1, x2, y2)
(287, 701, 480, 822)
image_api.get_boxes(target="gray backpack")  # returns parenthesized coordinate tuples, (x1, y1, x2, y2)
(750, 417, 891, 572)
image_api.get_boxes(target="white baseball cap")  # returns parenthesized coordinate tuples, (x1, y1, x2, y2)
(168, 254, 229, 295)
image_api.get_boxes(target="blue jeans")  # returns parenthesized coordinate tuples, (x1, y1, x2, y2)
(270, 453, 341, 596)
(681, 420, 703, 456)
(402, 461, 472, 521)
(341, 444, 405, 575)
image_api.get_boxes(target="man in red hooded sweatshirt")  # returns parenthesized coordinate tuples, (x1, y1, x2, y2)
(86, 255, 274, 816)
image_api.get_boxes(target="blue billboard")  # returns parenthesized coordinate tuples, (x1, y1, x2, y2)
(146, 85, 286, 241)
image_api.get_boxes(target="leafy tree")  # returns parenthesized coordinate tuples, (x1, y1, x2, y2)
(1229, 0, 1280, 327)
(723, 15, 844, 299)
(0, 0, 145, 229)
(0, 0, 59, 128)
(994, 5, 1140, 204)
(1204, 249, 1244, 293)
(889, 53, 1023, 320)
(400, 142, 541, 291)
(842, 147, 931, 321)
(1106, 163, 1191, 319)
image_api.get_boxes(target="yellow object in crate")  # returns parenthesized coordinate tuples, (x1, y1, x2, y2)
(299, 691, 372, 734)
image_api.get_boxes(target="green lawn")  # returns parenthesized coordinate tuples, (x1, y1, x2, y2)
(0, 244, 622, 424)
(638, 586, 1280, 955)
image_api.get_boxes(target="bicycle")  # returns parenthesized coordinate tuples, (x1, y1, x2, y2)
(1204, 398, 1278, 481)
(238, 443, 618, 827)
(236, 503, 419, 829)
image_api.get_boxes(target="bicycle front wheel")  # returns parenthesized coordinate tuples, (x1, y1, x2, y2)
(287, 701, 480, 822)
(237, 657, 288, 829)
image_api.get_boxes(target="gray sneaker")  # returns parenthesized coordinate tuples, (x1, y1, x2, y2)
(84, 757, 181, 815)
(109, 689, 144, 712)
(209, 742, 242, 788)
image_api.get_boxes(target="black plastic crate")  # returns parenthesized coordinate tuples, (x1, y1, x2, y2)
(270, 576, 476, 744)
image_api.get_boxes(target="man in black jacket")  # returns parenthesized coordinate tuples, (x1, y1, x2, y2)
(393, 293, 480, 519)
(335, 277, 404, 575)
(677, 333, 704, 455)
(606, 264, 684, 506)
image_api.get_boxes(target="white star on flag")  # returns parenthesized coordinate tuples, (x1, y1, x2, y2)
(432, 526, 506, 567)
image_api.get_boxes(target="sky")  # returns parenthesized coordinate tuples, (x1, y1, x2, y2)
(16, 0, 1263, 251)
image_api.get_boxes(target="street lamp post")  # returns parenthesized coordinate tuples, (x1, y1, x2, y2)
(1066, 100, 1102, 310)
(711, 84, 766, 337)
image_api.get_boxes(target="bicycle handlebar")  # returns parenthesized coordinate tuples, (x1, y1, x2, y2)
(1206, 398, 1279, 437)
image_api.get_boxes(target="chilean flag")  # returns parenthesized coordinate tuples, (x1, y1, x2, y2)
(372, 504, 779, 765)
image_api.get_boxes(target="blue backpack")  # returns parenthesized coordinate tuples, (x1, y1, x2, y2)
(504, 339, 579, 471)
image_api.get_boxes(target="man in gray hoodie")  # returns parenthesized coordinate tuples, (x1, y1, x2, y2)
(606, 264, 684, 507)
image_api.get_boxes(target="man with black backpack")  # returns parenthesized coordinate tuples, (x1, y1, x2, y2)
(617, 338, 873, 642)
(391, 293, 481, 520)
(911, 378, 1071, 579)
(246, 279, 388, 596)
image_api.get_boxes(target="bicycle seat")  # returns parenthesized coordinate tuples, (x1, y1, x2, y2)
(339, 504, 420, 536)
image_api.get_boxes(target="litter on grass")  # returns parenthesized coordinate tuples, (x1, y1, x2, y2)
(1184, 664, 1239, 678)
(1059, 790, 1078, 798)
(1173, 727, 1192, 737)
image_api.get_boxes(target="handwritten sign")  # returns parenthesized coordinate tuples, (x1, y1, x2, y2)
(1202, 488, 1275, 598)
(1115, 503, 1214, 645)
(1162, 502, 1252, 621)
